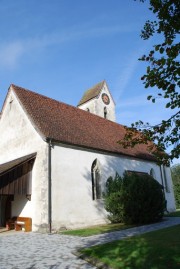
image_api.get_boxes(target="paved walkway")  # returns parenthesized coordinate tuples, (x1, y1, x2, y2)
(0, 217, 180, 269)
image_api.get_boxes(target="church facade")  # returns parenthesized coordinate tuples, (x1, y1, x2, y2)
(0, 82, 176, 232)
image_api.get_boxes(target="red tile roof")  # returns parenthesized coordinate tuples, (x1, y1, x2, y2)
(10, 84, 156, 162)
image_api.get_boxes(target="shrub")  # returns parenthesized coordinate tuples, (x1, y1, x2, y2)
(104, 172, 166, 225)
(104, 172, 124, 223)
(171, 164, 180, 208)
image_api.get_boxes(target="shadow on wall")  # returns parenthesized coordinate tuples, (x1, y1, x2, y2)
(12, 195, 28, 217)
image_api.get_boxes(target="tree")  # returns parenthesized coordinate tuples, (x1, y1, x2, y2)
(120, 0, 180, 165)
(171, 164, 180, 208)
(104, 172, 166, 224)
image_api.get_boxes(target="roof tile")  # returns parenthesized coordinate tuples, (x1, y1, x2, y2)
(78, 81, 105, 106)
(11, 84, 156, 162)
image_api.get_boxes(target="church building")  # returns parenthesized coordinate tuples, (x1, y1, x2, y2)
(0, 81, 176, 232)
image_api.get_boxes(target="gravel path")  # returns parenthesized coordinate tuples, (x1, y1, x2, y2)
(0, 217, 179, 269)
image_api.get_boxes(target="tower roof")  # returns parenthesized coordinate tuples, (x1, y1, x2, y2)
(78, 81, 105, 106)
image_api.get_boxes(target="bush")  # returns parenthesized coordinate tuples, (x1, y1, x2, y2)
(171, 164, 180, 208)
(104, 172, 124, 223)
(104, 172, 166, 225)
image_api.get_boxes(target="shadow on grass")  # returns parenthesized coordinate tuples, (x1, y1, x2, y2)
(79, 225, 180, 269)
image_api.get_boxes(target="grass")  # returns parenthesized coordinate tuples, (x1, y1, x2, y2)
(80, 225, 180, 269)
(61, 209, 180, 237)
(165, 209, 180, 217)
(61, 223, 134, 237)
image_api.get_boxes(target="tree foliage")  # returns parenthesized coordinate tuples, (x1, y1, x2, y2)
(104, 173, 124, 223)
(120, 0, 180, 165)
(171, 163, 180, 208)
(104, 172, 166, 224)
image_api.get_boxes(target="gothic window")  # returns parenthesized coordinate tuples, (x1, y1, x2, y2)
(91, 159, 101, 200)
(104, 107, 107, 119)
(163, 166, 170, 193)
(150, 168, 156, 179)
(9, 97, 13, 110)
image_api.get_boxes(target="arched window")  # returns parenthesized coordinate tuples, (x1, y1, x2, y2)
(150, 168, 156, 179)
(163, 166, 170, 192)
(91, 159, 101, 200)
(104, 107, 107, 119)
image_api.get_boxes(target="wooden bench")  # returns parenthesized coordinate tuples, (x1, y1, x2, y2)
(15, 217, 32, 232)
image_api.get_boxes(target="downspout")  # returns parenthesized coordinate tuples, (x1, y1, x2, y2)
(48, 139, 52, 234)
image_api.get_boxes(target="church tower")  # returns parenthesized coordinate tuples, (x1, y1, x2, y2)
(77, 80, 116, 122)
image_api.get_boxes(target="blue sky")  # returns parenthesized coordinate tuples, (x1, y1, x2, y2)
(0, 0, 179, 164)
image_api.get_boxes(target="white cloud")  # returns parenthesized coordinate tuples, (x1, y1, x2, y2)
(0, 41, 25, 69)
(0, 23, 139, 70)
(113, 38, 153, 102)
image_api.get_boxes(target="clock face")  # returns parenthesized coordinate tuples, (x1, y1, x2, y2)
(102, 93, 110, 105)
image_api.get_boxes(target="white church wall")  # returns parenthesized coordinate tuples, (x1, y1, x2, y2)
(162, 166, 176, 212)
(0, 90, 49, 232)
(95, 87, 115, 122)
(51, 143, 176, 230)
(78, 100, 96, 114)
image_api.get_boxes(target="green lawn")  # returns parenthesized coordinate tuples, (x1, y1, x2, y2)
(61, 223, 134, 237)
(61, 210, 180, 237)
(80, 225, 180, 269)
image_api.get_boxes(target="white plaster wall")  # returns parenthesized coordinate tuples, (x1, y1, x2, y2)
(95, 85, 116, 122)
(79, 101, 96, 114)
(163, 166, 176, 212)
(0, 90, 48, 232)
(51, 143, 176, 230)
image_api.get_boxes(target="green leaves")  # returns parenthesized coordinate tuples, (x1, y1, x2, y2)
(147, 95, 152, 100)
(104, 172, 166, 224)
(166, 102, 171, 108)
(171, 164, 180, 208)
(119, 110, 180, 165)
(159, 47, 164, 54)
(155, 44, 161, 51)
(128, 0, 180, 163)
